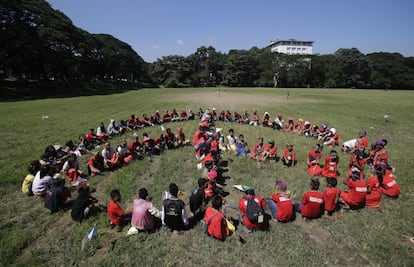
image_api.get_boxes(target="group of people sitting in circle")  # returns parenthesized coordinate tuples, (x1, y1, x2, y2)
(20, 106, 401, 242)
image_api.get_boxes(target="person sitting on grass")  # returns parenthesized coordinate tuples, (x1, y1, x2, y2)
(204, 195, 230, 241)
(307, 144, 323, 168)
(294, 178, 324, 220)
(61, 154, 86, 185)
(250, 137, 264, 161)
(262, 139, 277, 162)
(281, 143, 297, 167)
(22, 160, 42, 196)
(107, 189, 132, 232)
(71, 186, 98, 223)
(32, 165, 55, 197)
(272, 113, 283, 130)
(131, 188, 162, 233)
(87, 152, 105, 177)
(323, 177, 342, 220)
(340, 171, 367, 210)
(323, 128, 339, 148)
(162, 183, 189, 234)
(189, 178, 209, 220)
(365, 165, 384, 209)
(101, 142, 121, 170)
(238, 188, 268, 232)
(265, 180, 295, 223)
(379, 163, 400, 198)
(226, 128, 237, 152)
(321, 150, 340, 179)
(235, 134, 248, 156)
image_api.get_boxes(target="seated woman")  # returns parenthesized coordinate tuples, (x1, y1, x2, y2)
(32, 165, 55, 197)
(380, 163, 400, 198)
(22, 160, 42, 196)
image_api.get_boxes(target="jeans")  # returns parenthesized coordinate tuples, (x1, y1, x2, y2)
(266, 199, 278, 219)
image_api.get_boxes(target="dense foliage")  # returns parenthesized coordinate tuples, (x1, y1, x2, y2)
(1, 0, 414, 93)
(0, 0, 148, 84)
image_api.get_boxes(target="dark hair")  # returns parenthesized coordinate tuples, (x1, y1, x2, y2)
(245, 189, 255, 196)
(110, 189, 121, 200)
(310, 179, 320, 190)
(28, 160, 41, 175)
(326, 177, 337, 187)
(198, 178, 207, 187)
(212, 195, 223, 210)
(78, 186, 91, 199)
(139, 188, 148, 200)
(169, 183, 179, 197)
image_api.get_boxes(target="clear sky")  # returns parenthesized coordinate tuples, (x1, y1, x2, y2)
(46, 0, 414, 63)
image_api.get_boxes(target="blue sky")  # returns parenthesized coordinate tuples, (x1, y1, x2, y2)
(47, 0, 414, 63)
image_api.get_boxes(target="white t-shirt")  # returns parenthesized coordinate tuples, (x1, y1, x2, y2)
(32, 171, 53, 195)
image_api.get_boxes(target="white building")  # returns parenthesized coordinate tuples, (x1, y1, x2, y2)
(268, 39, 314, 55)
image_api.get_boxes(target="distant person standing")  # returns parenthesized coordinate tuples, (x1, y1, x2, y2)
(286, 90, 290, 100)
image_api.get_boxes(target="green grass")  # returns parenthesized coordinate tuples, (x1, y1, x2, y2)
(0, 87, 413, 266)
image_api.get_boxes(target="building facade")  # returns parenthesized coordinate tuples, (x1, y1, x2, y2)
(268, 39, 314, 55)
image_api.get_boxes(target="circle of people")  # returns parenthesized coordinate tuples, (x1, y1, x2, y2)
(21, 107, 400, 240)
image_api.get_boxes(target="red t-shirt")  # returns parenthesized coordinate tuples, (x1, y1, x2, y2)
(345, 179, 367, 205)
(282, 148, 296, 162)
(239, 195, 266, 229)
(271, 193, 294, 222)
(308, 149, 323, 164)
(365, 176, 382, 208)
(322, 156, 339, 179)
(204, 207, 227, 241)
(107, 200, 125, 226)
(301, 191, 324, 219)
(323, 188, 341, 212)
(380, 174, 400, 197)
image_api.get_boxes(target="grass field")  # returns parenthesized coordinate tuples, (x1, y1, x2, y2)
(0, 87, 413, 266)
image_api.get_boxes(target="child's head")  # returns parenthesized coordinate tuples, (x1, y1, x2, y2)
(310, 178, 320, 190)
(326, 177, 337, 188)
(268, 139, 275, 146)
(239, 134, 244, 140)
(275, 180, 287, 192)
(229, 128, 234, 135)
(169, 183, 179, 197)
(198, 178, 208, 188)
(110, 189, 121, 201)
(78, 186, 91, 199)
(212, 195, 223, 210)
(28, 160, 41, 175)
(138, 187, 149, 200)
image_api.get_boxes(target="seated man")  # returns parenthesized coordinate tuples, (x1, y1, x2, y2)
(162, 183, 188, 234)
(294, 178, 324, 220)
(131, 188, 162, 233)
(204, 195, 230, 241)
(239, 188, 268, 231)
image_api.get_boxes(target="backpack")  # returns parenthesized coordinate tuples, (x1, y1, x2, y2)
(44, 178, 68, 213)
(245, 197, 264, 224)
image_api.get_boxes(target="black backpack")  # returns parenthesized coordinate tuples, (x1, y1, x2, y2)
(245, 197, 264, 223)
(44, 178, 67, 213)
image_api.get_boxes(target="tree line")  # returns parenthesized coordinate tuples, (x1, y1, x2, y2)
(1, 0, 414, 95)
